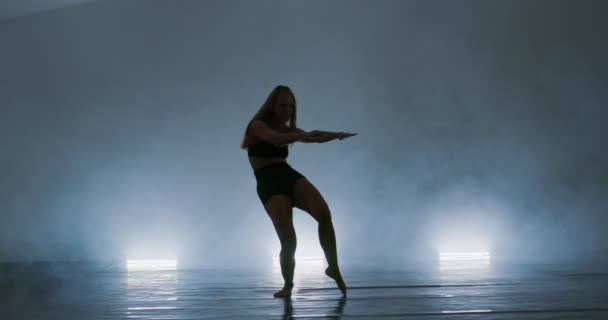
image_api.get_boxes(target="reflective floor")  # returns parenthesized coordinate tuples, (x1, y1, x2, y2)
(1, 256, 608, 319)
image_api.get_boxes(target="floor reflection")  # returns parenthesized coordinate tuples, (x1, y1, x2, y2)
(282, 296, 347, 320)
(1, 259, 607, 319)
(126, 260, 179, 318)
(439, 252, 491, 272)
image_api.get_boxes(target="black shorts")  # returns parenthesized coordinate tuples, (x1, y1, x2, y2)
(254, 162, 305, 206)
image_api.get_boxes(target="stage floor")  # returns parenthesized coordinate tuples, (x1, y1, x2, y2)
(1, 257, 608, 319)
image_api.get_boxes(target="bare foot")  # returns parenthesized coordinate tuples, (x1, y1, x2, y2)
(273, 284, 293, 298)
(325, 266, 347, 296)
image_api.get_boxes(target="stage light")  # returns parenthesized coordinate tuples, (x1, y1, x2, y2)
(439, 251, 490, 271)
(126, 259, 178, 270)
(439, 251, 490, 262)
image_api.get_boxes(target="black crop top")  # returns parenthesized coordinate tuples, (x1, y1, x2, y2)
(248, 140, 288, 158)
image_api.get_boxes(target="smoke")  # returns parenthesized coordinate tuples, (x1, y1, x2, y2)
(0, 0, 606, 267)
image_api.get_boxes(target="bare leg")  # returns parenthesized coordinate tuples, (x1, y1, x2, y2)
(264, 195, 297, 298)
(274, 251, 295, 297)
(292, 177, 347, 296)
(319, 218, 347, 296)
(319, 219, 338, 268)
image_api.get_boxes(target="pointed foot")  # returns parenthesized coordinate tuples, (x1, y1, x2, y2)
(325, 266, 347, 296)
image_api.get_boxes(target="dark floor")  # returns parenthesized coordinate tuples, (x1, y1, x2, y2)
(1, 255, 608, 319)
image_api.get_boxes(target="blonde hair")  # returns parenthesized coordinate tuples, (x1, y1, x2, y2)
(240, 85, 298, 149)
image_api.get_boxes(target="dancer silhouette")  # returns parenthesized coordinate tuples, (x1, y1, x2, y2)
(240, 85, 356, 297)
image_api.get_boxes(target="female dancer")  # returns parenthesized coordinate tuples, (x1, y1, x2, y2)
(240, 85, 356, 297)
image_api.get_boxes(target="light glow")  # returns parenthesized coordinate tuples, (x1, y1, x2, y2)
(272, 256, 325, 274)
(439, 251, 490, 271)
(127, 259, 178, 270)
(272, 256, 325, 261)
(439, 251, 490, 261)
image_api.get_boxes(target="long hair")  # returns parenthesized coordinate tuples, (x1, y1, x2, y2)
(240, 85, 298, 149)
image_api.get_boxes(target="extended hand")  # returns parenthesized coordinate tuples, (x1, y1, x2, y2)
(337, 132, 357, 140)
(313, 132, 357, 142)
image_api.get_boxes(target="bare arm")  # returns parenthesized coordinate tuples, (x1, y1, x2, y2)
(293, 128, 344, 143)
(313, 131, 341, 143)
(250, 120, 311, 146)
(293, 128, 323, 143)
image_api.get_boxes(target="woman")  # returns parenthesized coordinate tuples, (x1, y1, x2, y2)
(240, 85, 356, 297)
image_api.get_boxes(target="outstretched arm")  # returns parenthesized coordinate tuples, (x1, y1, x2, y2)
(293, 128, 320, 143)
(251, 120, 315, 145)
(294, 128, 355, 143)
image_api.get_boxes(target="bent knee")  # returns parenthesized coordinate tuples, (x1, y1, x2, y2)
(316, 209, 332, 225)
